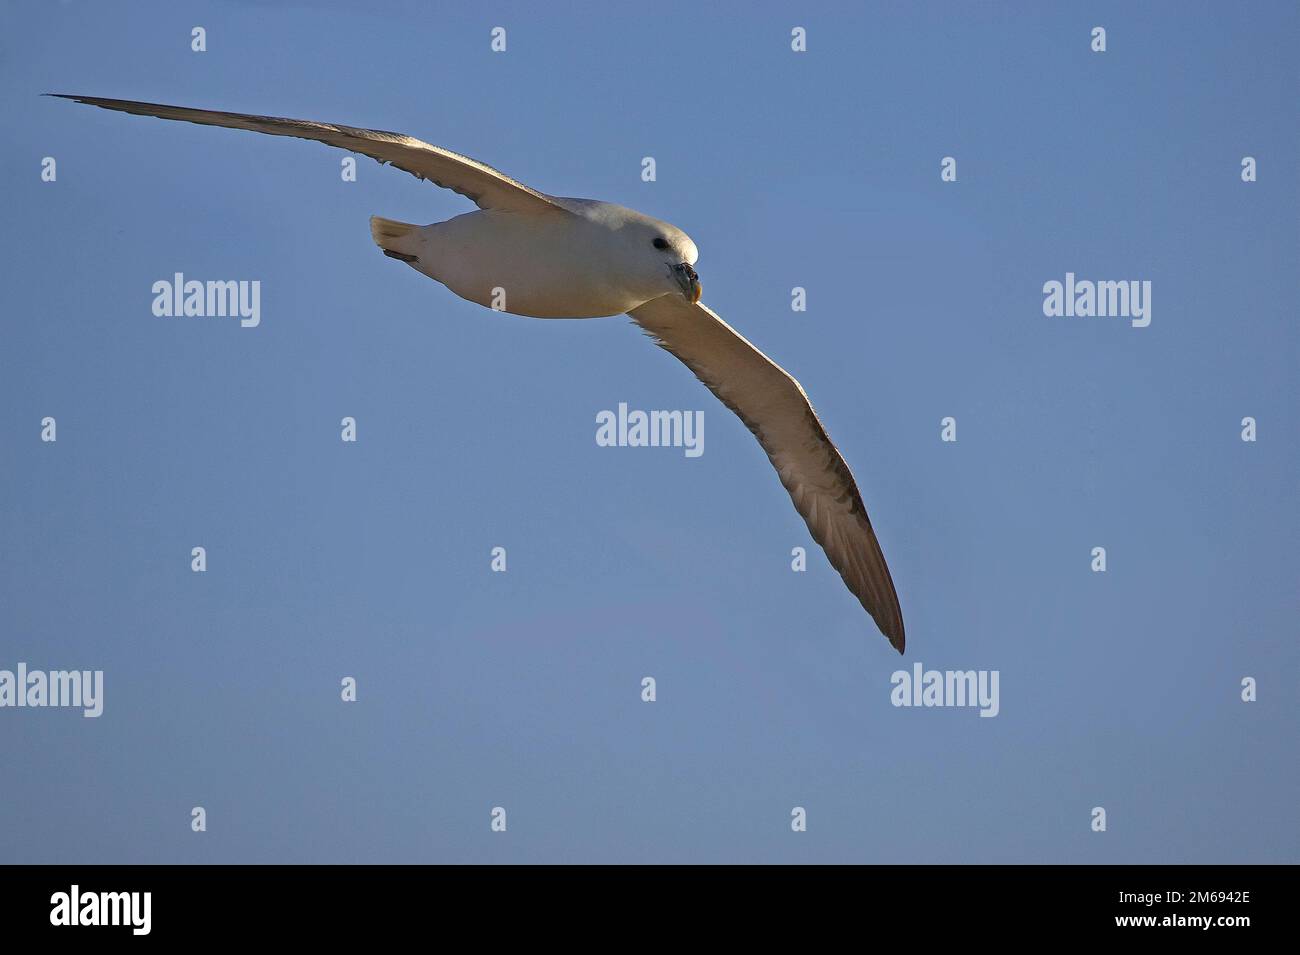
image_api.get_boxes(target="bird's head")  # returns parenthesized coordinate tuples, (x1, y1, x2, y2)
(621, 212, 701, 304)
(651, 231, 701, 304)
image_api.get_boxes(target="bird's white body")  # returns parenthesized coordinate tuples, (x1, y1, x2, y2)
(390, 199, 698, 319)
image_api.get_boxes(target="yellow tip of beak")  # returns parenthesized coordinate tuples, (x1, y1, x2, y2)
(690, 282, 702, 304)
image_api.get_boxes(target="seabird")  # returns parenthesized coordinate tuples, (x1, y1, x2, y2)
(50, 94, 907, 652)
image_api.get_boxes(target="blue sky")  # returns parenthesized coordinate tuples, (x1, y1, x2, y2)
(1, 0, 1296, 863)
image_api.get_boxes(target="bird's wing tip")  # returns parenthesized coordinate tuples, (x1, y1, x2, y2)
(45, 94, 108, 104)
(883, 620, 905, 654)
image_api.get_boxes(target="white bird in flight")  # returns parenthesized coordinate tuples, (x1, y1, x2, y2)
(52, 94, 907, 652)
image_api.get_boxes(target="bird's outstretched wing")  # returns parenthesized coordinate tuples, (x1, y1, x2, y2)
(628, 295, 904, 651)
(48, 94, 565, 216)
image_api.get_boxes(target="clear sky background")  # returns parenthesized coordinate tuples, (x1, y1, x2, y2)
(1, 1, 1296, 863)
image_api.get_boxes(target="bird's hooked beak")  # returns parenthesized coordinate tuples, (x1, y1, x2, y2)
(672, 262, 702, 304)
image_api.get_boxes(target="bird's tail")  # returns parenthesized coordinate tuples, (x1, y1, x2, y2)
(369, 216, 421, 264)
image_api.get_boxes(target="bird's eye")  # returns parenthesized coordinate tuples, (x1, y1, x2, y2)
(652, 237, 670, 250)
